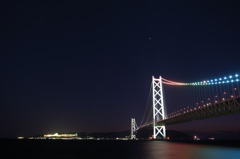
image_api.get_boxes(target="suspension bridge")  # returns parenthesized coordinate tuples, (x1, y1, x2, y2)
(131, 73, 240, 140)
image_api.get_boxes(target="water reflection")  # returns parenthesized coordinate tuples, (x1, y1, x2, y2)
(144, 141, 240, 159)
(2, 140, 240, 159)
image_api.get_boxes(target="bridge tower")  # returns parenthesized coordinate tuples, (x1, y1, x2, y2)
(130, 118, 137, 139)
(152, 76, 166, 139)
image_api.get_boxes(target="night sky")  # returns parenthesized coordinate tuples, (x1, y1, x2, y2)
(1, 1, 240, 138)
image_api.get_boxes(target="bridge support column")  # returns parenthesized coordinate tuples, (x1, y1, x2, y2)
(152, 76, 166, 139)
(131, 118, 137, 139)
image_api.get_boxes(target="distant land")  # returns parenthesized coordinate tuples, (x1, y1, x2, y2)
(20, 130, 191, 140)
(183, 130, 240, 140)
(18, 129, 240, 141)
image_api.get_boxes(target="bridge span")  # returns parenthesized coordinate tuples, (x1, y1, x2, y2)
(157, 97, 240, 126)
(131, 73, 240, 139)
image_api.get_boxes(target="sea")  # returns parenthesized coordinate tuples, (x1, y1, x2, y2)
(1, 140, 240, 159)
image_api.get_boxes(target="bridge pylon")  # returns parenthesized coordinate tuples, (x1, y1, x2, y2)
(152, 76, 166, 139)
(130, 118, 137, 139)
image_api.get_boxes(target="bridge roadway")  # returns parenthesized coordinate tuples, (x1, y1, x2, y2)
(139, 97, 240, 129)
(157, 97, 240, 126)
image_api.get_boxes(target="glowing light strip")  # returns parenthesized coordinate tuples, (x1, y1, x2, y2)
(162, 78, 186, 85)
(162, 73, 239, 86)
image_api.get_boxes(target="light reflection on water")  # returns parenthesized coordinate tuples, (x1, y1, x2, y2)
(144, 141, 240, 159)
(3, 140, 240, 159)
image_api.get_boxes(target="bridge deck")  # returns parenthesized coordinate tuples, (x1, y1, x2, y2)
(157, 97, 240, 126)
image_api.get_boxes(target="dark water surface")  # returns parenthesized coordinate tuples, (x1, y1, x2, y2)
(1, 140, 240, 159)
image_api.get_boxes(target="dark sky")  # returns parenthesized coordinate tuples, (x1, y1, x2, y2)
(1, 0, 240, 138)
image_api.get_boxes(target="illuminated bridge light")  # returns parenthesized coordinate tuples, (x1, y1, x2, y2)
(162, 73, 239, 86)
